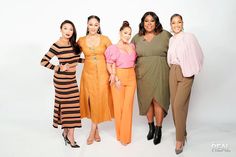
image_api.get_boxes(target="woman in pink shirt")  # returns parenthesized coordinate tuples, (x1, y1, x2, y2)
(105, 21, 137, 146)
(167, 14, 204, 154)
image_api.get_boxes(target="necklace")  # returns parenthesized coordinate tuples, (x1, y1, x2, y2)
(86, 34, 100, 51)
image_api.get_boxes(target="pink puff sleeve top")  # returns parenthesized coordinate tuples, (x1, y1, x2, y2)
(167, 32, 204, 77)
(105, 44, 137, 68)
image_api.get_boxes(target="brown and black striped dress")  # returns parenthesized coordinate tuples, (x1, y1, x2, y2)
(41, 43, 84, 129)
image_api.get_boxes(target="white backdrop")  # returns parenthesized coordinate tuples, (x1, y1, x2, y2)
(0, 0, 235, 156)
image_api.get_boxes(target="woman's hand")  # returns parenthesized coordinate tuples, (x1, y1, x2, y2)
(60, 63, 70, 71)
(109, 74, 116, 85)
(115, 80, 121, 89)
(114, 76, 121, 89)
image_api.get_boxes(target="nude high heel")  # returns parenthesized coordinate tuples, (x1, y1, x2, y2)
(94, 128, 101, 142)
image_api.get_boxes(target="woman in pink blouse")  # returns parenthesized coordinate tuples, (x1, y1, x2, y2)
(167, 14, 204, 154)
(105, 21, 137, 146)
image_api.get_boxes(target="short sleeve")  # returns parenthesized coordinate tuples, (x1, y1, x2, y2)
(77, 37, 83, 48)
(130, 43, 135, 49)
(167, 37, 174, 66)
(165, 30, 173, 39)
(131, 34, 138, 45)
(162, 30, 172, 45)
(105, 45, 118, 64)
(104, 36, 112, 48)
(130, 43, 137, 59)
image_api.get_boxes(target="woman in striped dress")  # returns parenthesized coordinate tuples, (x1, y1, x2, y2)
(40, 20, 83, 148)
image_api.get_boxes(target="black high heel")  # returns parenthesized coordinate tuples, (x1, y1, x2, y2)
(153, 126, 162, 145)
(67, 136, 80, 148)
(62, 132, 70, 145)
(147, 122, 155, 140)
(68, 141, 80, 148)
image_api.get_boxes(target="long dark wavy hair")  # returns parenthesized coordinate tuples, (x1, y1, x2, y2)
(138, 11, 163, 36)
(60, 20, 80, 54)
(86, 15, 102, 35)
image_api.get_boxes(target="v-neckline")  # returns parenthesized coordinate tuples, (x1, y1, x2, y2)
(85, 35, 101, 50)
(143, 35, 156, 43)
(115, 44, 134, 55)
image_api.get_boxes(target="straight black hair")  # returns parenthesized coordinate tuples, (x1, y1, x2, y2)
(60, 20, 80, 54)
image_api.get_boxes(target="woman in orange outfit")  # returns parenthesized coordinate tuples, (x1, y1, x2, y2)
(77, 15, 113, 145)
(105, 21, 137, 145)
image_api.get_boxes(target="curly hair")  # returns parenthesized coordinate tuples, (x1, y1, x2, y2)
(138, 11, 163, 36)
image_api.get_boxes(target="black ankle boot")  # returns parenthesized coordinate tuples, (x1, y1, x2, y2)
(147, 122, 155, 140)
(153, 126, 162, 145)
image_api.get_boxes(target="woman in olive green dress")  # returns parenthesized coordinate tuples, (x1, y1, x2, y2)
(131, 11, 172, 145)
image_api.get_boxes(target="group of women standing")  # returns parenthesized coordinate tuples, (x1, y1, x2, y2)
(40, 11, 203, 154)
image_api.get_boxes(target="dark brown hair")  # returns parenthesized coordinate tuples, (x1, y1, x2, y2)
(60, 20, 80, 54)
(120, 21, 131, 31)
(138, 11, 163, 36)
(170, 14, 183, 23)
(86, 15, 102, 35)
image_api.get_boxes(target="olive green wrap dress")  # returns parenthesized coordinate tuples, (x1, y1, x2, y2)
(131, 30, 172, 115)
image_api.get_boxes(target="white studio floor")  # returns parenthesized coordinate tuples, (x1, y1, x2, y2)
(0, 61, 235, 157)
(0, 62, 235, 157)
(0, 99, 235, 157)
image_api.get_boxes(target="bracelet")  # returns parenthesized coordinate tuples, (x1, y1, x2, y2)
(115, 77, 119, 82)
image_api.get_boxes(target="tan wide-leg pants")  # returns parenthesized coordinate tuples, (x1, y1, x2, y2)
(169, 65, 194, 141)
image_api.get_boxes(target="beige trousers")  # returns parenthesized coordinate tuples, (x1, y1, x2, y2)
(169, 65, 194, 141)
